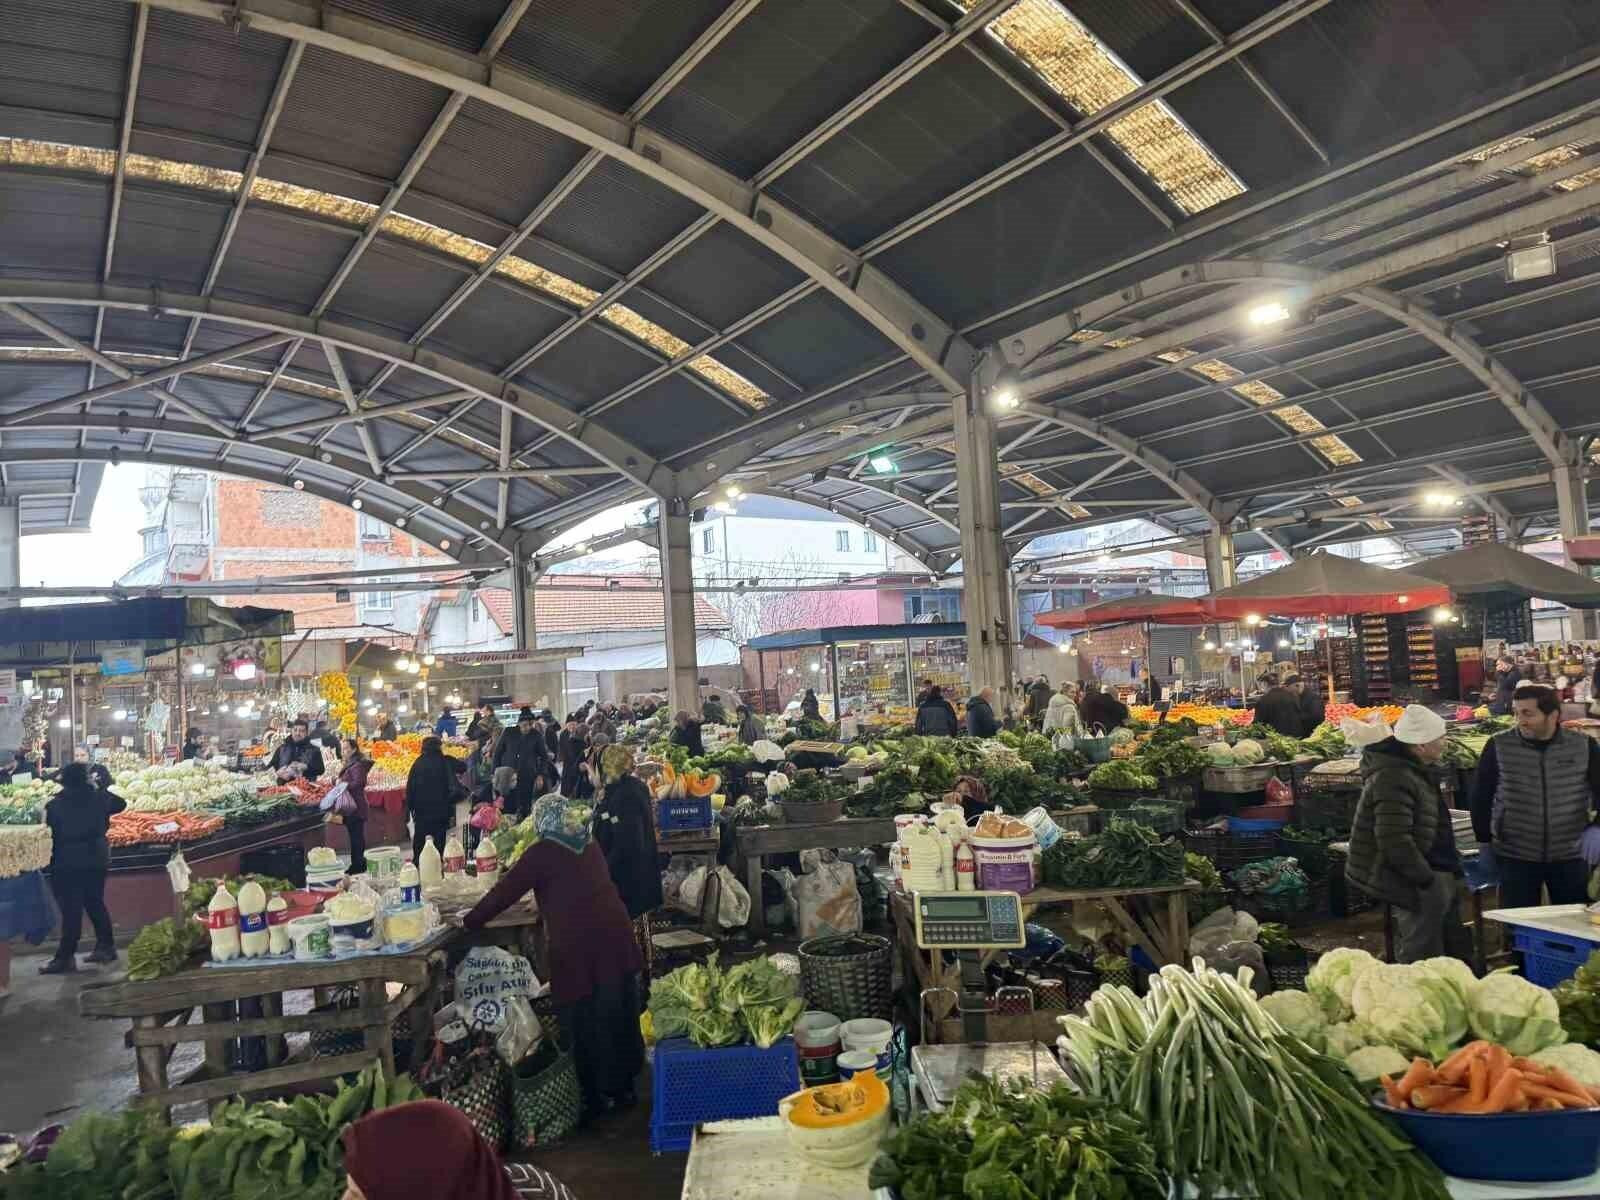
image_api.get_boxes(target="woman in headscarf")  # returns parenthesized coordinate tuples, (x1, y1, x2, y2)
(464, 794, 644, 1121)
(592, 745, 662, 982)
(337, 737, 372, 874)
(340, 1098, 564, 1200)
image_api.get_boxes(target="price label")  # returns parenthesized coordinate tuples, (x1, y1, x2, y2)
(153, 821, 180, 836)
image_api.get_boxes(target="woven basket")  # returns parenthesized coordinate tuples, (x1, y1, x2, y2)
(1063, 968, 1099, 1011)
(1213, 831, 1280, 873)
(797, 934, 893, 1022)
(1267, 959, 1312, 991)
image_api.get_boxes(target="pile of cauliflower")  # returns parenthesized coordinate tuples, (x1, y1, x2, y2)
(117, 761, 256, 813)
(1257, 947, 1600, 1086)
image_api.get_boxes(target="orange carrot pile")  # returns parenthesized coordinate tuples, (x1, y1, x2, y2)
(107, 811, 225, 847)
(1380, 1041, 1600, 1114)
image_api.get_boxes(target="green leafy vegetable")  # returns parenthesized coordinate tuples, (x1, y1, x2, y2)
(1554, 949, 1600, 1046)
(1086, 760, 1157, 792)
(1042, 819, 1182, 889)
(127, 916, 208, 981)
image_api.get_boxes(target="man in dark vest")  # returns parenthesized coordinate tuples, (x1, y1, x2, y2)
(1472, 683, 1600, 907)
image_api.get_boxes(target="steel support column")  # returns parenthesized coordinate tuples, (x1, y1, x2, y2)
(658, 502, 700, 715)
(1203, 528, 1237, 590)
(1555, 462, 1599, 638)
(0, 503, 18, 610)
(957, 360, 1016, 698)
(510, 545, 539, 652)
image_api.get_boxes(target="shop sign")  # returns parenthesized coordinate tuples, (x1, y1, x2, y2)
(432, 650, 537, 664)
(100, 640, 146, 677)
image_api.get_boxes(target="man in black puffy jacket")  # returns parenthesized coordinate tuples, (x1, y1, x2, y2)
(493, 707, 551, 820)
(42, 762, 126, 972)
(915, 686, 960, 736)
(965, 687, 1001, 737)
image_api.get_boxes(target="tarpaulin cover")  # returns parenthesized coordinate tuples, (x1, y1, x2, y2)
(0, 598, 294, 646)
(1038, 592, 1209, 628)
(1405, 542, 1600, 607)
(1203, 552, 1450, 617)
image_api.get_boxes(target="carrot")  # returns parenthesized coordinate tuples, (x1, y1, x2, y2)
(1540, 1067, 1596, 1104)
(1395, 1057, 1434, 1103)
(1479, 1067, 1524, 1113)
(1521, 1082, 1593, 1109)
(1411, 1084, 1469, 1110)
(1466, 1054, 1489, 1108)
(1380, 1074, 1407, 1108)
(1484, 1043, 1512, 1084)
(1436, 1040, 1490, 1084)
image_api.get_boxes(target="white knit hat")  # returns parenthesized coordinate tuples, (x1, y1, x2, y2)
(1393, 704, 1447, 745)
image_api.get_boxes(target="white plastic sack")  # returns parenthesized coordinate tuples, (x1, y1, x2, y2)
(750, 739, 786, 764)
(678, 864, 752, 929)
(793, 858, 862, 939)
(454, 945, 543, 1031)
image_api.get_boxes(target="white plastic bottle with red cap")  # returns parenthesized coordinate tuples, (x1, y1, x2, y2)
(207, 882, 241, 961)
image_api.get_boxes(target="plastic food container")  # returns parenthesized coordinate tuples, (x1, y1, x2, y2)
(971, 830, 1037, 894)
(793, 1010, 841, 1087)
(286, 914, 332, 961)
(1374, 1098, 1600, 1182)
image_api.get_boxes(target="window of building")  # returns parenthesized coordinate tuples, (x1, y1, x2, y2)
(359, 512, 388, 540)
(363, 580, 393, 612)
(835, 529, 851, 552)
(863, 530, 877, 552)
(702, 526, 716, 554)
(905, 589, 961, 622)
(470, 595, 481, 624)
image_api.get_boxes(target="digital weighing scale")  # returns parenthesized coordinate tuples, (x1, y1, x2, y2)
(908, 890, 1068, 1114)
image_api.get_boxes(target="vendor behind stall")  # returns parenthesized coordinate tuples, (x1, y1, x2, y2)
(270, 718, 325, 782)
(1255, 675, 1307, 737)
(464, 795, 645, 1122)
(670, 709, 705, 756)
(1077, 681, 1129, 732)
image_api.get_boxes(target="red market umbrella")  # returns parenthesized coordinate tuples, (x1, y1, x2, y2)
(1038, 592, 1210, 628)
(1203, 551, 1452, 618)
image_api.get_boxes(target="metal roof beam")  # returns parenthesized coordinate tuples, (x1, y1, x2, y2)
(699, 411, 954, 503)
(102, 5, 147, 286)
(0, 281, 667, 499)
(629, 0, 768, 120)
(755, 485, 943, 570)
(129, 0, 975, 395)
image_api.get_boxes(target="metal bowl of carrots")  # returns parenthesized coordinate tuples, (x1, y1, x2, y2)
(1374, 1041, 1600, 1182)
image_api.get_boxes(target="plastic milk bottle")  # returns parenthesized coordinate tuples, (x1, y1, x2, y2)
(398, 861, 422, 905)
(237, 881, 269, 958)
(442, 833, 466, 876)
(207, 883, 241, 962)
(266, 895, 290, 956)
(473, 839, 499, 888)
(418, 840, 444, 890)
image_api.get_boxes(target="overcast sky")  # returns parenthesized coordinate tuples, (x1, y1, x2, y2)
(21, 465, 145, 592)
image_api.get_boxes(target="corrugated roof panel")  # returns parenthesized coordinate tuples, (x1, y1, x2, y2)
(0, 108, 116, 152)
(0, 0, 132, 122)
(513, 321, 658, 409)
(771, 47, 1057, 248)
(259, 153, 391, 207)
(108, 187, 229, 292)
(1163, 62, 1323, 186)
(212, 206, 356, 310)
(329, 240, 473, 341)
(601, 373, 738, 458)
(0, 175, 105, 280)
(499, 0, 729, 111)
(336, 0, 510, 54)
(644, 224, 805, 331)
(536, 157, 704, 276)
(872, 144, 1165, 329)
(409, 98, 589, 228)
(1068, 0, 1212, 79)
(98, 308, 188, 358)
(273, 46, 454, 182)
(641, 0, 930, 178)
(736, 291, 898, 390)
(136, 8, 287, 148)
(427, 285, 574, 375)
(130, 128, 251, 174)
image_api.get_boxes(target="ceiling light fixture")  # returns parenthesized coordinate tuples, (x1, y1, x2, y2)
(351, 498, 363, 510)
(1504, 233, 1556, 282)
(868, 453, 896, 474)
(1246, 300, 1292, 327)
(989, 366, 1022, 412)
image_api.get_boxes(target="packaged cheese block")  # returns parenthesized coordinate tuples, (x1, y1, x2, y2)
(385, 904, 426, 945)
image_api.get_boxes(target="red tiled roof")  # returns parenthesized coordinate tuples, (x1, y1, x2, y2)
(464, 581, 728, 636)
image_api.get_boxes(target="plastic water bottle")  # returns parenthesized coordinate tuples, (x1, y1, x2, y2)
(397, 862, 421, 905)
(954, 840, 976, 892)
(207, 883, 241, 962)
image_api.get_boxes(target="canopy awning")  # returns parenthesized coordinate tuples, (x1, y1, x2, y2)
(1407, 543, 1600, 608)
(1204, 552, 1451, 618)
(1037, 592, 1210, 629)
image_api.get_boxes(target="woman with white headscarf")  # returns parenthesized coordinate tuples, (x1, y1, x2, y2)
(1343, 705, 1465, 962)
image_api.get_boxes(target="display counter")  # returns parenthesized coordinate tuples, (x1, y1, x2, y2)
(736, 817, 898, 936)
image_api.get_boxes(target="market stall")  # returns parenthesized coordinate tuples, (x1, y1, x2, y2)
(745, 623, 967, 730)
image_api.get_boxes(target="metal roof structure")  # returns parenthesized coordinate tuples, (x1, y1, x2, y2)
(2, 0, 1600, 575)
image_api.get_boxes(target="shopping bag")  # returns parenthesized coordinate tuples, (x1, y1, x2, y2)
(509, 1046, 581, 1148)
(319, 781, 350, 812)
(418, 1041, 512, 1150)
(1052, 732, 1076, 752)
(1077, 726, 1112, 763)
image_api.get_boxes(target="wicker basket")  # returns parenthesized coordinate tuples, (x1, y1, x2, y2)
(797, 934, 893, 1022)
(780, 795, 847, 825)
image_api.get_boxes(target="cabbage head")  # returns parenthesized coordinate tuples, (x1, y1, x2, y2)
(1530, 1043, 1600, 1088)
(1346, 1045, 1412, 1085)
(1468, 970, 1567, 1056)
(1231, 738, 1265, 764)
(1414, 956, 1476, 1009)
(1322, 1021, 1370, 1059)
(1350, 962, 1467, 1060)
(1306, 947, 1379, 1022)
(1258, 990, 1327, 1049)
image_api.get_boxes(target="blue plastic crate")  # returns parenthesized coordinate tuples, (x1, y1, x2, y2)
(656, 796, 712, 832)
(1512, 928, 1600, 988)
(650, 1036, 801, 1153)
(1228, 815, 1290, 833)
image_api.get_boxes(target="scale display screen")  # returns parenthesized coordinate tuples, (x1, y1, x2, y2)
(913, 890, 1025, 949)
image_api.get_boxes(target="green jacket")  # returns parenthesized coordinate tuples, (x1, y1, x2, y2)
(1346, 746, 1440, 911)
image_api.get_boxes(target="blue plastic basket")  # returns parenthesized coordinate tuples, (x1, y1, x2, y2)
(1512, 928, 1600, 988)
(649, 1036, 801, 1153)
(1375, 1097, 1600, 1182)
(656, 796, 712, 832)
(1227, 815, 1291, 833)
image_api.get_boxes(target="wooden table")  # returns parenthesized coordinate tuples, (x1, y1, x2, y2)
(736, 817, 898, 936)
(660, 828, 725, 936)
(78, 935, 448, 1117)
(891, 881, 1198, 1041)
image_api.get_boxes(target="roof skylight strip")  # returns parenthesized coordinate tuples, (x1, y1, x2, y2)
(970, 0, 1246, 215)
(0, 138, 769, 409)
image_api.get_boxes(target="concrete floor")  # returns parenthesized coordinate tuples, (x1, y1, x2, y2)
(0, 941, 687, 1195)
